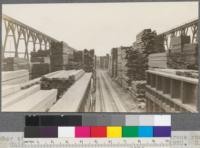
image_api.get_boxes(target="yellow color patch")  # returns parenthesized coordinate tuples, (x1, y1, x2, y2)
(107, 126, 122, 138)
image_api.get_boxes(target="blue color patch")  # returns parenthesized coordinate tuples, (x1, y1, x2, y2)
(138, 126, 153, 137)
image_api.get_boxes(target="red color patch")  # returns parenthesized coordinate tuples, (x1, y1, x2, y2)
(90, 126, 107, 137)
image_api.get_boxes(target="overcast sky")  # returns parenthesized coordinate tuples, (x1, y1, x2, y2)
(3, 2, 198, 56)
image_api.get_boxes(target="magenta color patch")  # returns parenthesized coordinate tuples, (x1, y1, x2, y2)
(75, 126, 91, 138)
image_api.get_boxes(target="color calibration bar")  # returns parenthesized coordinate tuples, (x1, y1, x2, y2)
(25, 126, 171, 138)
(25, 115, 171, 138)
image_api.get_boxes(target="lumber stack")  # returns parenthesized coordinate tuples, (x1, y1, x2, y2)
(167, 43, 198, 70)
(31, 63, 50, 79)
(2, 70, 29, 85)
(50, 41, 75, 71)
(2, 85, 21, 97)
(30, 50, 51, 79)
(130, 81, 146, 98)
(3, 57, 29, 71)
(20, 70, 62, 89)
(2, 85, 40, 108)
(126, 29, 165, 82)
(110, 48, 118, 78)
(49, 73, 92, 112)
(148, 52, 167, 69)
(83, 49, 95, 72)
(146, 69, 198, 113)
(116, 46, 131, 88)
(175, 70, 199, 79)
(3, 89, 57, 112)
(2, 70, 61, 99)
(41, 70, 85, 99)
(69, 70, 85, 81)
(98, 54, 109, 69)
(170, 35, 190, 53)
(67, 50, 83, 70)
(30, 50, 50, 63)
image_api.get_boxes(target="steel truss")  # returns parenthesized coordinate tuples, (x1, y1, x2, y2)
(2, 14, 59, 60)
(159, 19, 198, 50)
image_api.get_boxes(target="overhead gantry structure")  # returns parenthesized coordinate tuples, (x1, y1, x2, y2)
(2, 14, 59, 60)
(159, 19, 198, 50)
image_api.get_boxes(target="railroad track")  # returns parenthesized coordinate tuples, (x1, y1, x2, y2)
(100, 72, 119, 112)
(95, 70, 127, 112)
(101, 70, 127, 112)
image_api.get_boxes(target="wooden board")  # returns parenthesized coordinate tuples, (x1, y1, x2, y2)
(2, 70, 29, 82)
(49, 73, 92, 112)
(3, 89, 57, 112)
(2, 85, 40, 108)
(2, 85, 21, 97)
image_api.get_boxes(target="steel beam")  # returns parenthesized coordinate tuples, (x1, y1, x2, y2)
(2, 14, 59, 60)
(159, 19, 198, 50)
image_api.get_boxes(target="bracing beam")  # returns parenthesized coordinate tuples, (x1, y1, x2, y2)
(159, 19, 198, 50)
(2, 14, 59, 59)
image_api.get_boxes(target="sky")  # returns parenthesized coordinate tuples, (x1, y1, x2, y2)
(2, 2, 198, 56)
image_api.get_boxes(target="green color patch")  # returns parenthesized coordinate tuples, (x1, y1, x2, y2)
(122, 126, 138, 137)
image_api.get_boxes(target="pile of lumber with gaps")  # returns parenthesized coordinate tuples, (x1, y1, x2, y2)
(1, 71, 66, 112)
(130, 81, 146, 98)
(3, 57, 29, 71)
(49, 73, 92, 112)
(41, 69, 85, 99)
(83, 49, 95, 72)
(50, 41, 75, 71)
(148, 52, 167, 69)
(31, 63, 50, 79)
(126, 29, 165, 82)
(167, 37, 198, 70)
(30, 50, 50, 63)
(30, 50, 51, 79)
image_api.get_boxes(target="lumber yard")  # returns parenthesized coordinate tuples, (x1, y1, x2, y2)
(1, 14, 199, 112)
(104, 21, 198, 113)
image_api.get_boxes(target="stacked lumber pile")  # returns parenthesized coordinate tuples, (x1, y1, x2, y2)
(30, 50, 50, 79)
(110, 48, 118, 77)
(2, 70, 29, 85)
(2, 85, 40, 108)
(116, 46, 131, 88)
(50, 41, 75, 71)
(2, 85, 21, 98)
(30, 50, 50, 63)
(21, 70, 61, 89)
(83, 49, 95, 72)
(176, 70, 198, 79)
(41, 70, 85, 99)
(126, 29, 165, 82)
(71, 50, 83, 69)
(2, 70, 60, 102)
(148, 52, 167, 69)
(3, 89, 57, 112)
(169, 35, 190, 53)
(167, 41, 198, 70)
(31, 63, 50, 79)
(152, 68, 198, 79)
(3, 57, 29, 71)
(49, 73, 92, 112)
(130, 81, 146, 98)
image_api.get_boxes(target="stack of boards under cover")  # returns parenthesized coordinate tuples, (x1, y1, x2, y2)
(30, 50, 50, 79)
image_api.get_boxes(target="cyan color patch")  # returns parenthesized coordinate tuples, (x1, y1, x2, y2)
(138, 126, 153, 137)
